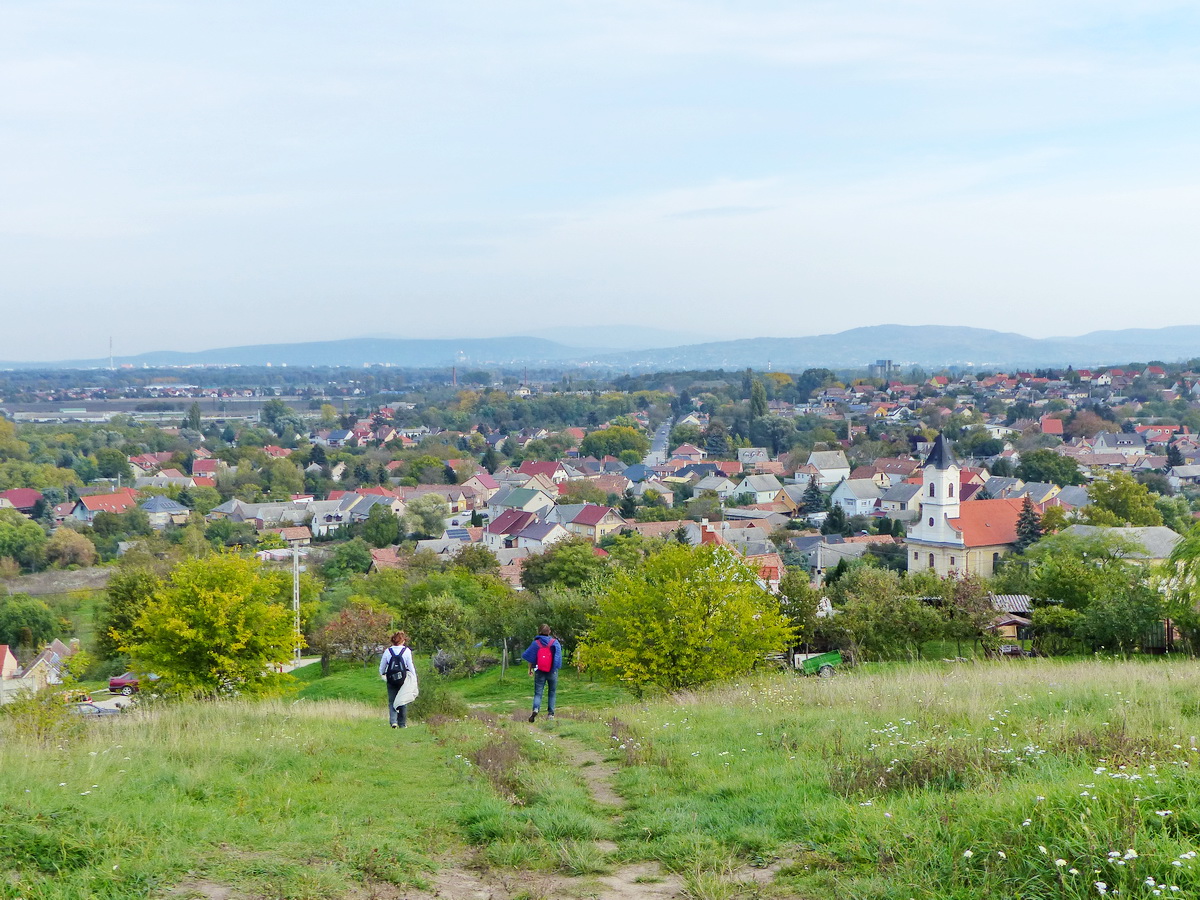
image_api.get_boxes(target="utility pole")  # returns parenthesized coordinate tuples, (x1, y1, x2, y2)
(292, 547, 302, 664)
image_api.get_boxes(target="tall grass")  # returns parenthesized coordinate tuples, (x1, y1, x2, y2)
(581, 658, 1200, 898)
(0, 698, 465, 898)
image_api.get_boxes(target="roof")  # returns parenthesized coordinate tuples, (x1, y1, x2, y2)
(0, 488, 42, 510)
(487, 508, 539, 536)
(837, 479, 882, 500)
(737, 474, 783, 493)
(945, 498, 1024, 548)
(990, 593, 1033, 614)
(140, 495, 189, 513)
(516, 521, 565, 542)
(808, 450, 849, 470)
(572, 505, 618, 527)
(78, 491, 138, 513)
(468, 472, 500, 490)
(277, 526, 312, 540)
(1061, 525, 1183, 560)
(924, 434, 958, 470)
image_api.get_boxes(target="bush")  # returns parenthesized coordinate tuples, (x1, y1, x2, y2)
(409, 674, 469, 721)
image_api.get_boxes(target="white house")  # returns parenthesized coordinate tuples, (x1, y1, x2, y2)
(729, 474, 784, 505)
(693, 475, 737, 500)
(830, 478, 882, 516)
(806, 450, 851, 488)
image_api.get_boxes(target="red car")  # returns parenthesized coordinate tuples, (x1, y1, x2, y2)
(109, 672, 159, 695)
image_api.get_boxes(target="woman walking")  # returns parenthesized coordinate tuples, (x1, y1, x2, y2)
(379, 631, 418, 728)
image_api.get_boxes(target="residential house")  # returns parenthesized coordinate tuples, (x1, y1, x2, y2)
(879, 482, 922, 519)
(140, 495, 191, 529)
(671, 443, 707, 462)
(484, 509, 540, 551)
(806, 450, 851, 488)
(487, 486, 556, 520)
(553, 505, 626, 543)
(729, 474, 784, 505)
(462, 472, 501, 504)
(70, 488, 140, 525)
(736, 448, 770, 465)
(514, 521, 570, 553)
(693, 475, 737, 500)
(517, 460, 571, 484)
(275, 526, 312, 547)
(830, 478, 882, 517)
(1061, 525, 1183, 565)
(0, 488, 42, 516)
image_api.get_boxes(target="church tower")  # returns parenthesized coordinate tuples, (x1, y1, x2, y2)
(911, 433, 960, 545)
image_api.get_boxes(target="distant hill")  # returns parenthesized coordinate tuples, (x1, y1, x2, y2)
(4, 325, 1200, 371)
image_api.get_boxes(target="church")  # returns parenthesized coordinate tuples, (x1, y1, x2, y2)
(904, 434, 1024, 577)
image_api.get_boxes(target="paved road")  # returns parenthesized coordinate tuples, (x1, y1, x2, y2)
(643, 419, 673, 467)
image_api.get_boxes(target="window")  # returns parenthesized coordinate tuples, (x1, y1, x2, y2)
(929, 553, 935, 568)
(913, 551, 919, 560)
(948, 483, 955, 498)
(993, 552, 1000, 568)
(929, 483, 935, 497)
(928, 517, 934, 527)
(950, 556, 956, 567)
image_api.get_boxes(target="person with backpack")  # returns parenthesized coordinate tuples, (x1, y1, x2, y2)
(521, 624, 561, 722)
(379, 631, 417, 728)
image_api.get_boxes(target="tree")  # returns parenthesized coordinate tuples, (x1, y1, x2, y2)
(821, 504, 849, 536)
(521, 537, 610, 593)
(1014, 496, 1043, 552)
(778, 569, 821, 647)
(577, 543, 793, 696)
(363, 505, 402, 548)
(184, 402, 202, 432)
(45, 527, 98, 568)
(0, 594, 57, 649)
(579, 426, 650, 460)
(832, 567, 942, 661)
(1075, 585, 1164, 656)
(123, 554, 294, 697)
(406, 494, 450, 539)
(311, 600, 392, 666)
(1083, 472, 1163, 527)
(95, 569, 162, 659)
(802, 476, 825, 514)
(324, 538, 374, 580)
(0, 509, 47, 571)
(1025, 530, 1143, 610)
(453, 544, 500, 576)
(750, 379, 768, 419)
(1029, 605, 1083, 656)
(1017, 449, 1083, 486)
(95, 447, 131, 481)
(1167, 443, 1185, 468)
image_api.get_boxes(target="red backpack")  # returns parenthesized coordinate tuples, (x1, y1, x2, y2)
(535, 639, 556, 673)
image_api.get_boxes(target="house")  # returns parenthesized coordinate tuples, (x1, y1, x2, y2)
(517, 461, 571, 484)
(693, 475, 737, 500)
(671, 443, 707, 462)
(488, 486, 557, 520)
(736, 448, 770, 465)
(484, 509, 541, 551)
(904, 434, 1024, 578)
(0, 488, 42, 516)
(275, 526, 312, 547)
(514, 521, 570, 553)
(830, 478, 882, 517)
(806, 450, 851, 488)
(70, 488, 140, 524)
(879, 482, 922, 518)
(1061, 525, 1183, 565)
(0, 644, 19, 680)
(140, 495, 191, 529)
(554, 505, 626, 543)
(729, 474, 784, 505)
(462, 472, 501, 504)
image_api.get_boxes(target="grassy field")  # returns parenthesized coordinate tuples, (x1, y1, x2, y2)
(5, 658, 1200, 899)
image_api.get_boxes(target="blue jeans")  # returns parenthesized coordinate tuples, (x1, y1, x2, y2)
(386, 681, 407, 727)
(533, 670, 557, 715)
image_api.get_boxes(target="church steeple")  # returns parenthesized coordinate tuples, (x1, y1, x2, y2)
(925, 433, 958, 471)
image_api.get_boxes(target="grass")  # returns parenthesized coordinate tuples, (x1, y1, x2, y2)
(8, 657, 1200, 899)
(0, 697, 464, 898)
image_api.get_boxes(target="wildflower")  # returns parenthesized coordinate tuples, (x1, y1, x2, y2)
(1095, 882, 1108, 895)
(1022, 819, 1032, 827)
(1123, 849, 1137, 860)
(1157, 810, 1173, 816)
(997, 851, 1007, 859)
(1070, 869, 1080, 875)
(963, 850, 973, 858)
(1056, 859, 1067, 867)
(1039, 846, 1049, 855)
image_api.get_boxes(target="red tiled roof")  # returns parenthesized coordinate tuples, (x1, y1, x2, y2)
(487, 509, 538, 535)
(0, 488, 42, 511)
(79, 491, 138, 513)
(572, 505, 618, 527)
(518, 461, 562, 479)
(947, 498, 1024, 548)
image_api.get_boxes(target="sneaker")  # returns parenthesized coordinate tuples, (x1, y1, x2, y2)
(391, 723, 398, 729)
(528, 711, 538, 723)
(547, 713, 555, 719)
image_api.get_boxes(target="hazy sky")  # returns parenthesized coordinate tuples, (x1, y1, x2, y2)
(4, 1, 1200, 360)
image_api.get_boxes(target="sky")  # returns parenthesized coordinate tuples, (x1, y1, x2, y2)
(4, 1, 1200, 360)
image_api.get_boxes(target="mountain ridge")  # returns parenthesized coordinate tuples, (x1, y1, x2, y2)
(3, 325, 1199, 371)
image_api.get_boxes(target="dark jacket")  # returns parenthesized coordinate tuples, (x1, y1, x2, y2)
(521, 635, 562, 672)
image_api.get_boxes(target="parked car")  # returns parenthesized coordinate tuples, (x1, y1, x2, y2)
(72, 702, 121, 717)
(108, 672, 159, 695)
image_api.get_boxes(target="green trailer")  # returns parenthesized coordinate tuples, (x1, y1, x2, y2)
(794, 650, 841, 677)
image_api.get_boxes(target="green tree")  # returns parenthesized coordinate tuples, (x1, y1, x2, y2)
(95, 447, 131, 481)
(801, 476, 825, 514)
(0, 508, 47, 571)
(406, 494, 450, 539)
(750, 379, 768, 418)
(184, 402, 202, 432)
(1082, 472, 1163, 527)
(1167, 443, 1185, 468)
(362, 505, 401, 548)
(832, 567, 942, 661)
(324, 538, 374, 580)
(1017, 449, 1083, 486)
(123, 554, 294, 697)
(1014, 496, 1043, 552)
(577, 543, 793, 696)
(0, 594, 57, 648)
(1075, 585, 1164, 656)
(1029, 605, 1083, 656)
(44, 527, 97, 568)
(579, 426, 650, 460)
(521, 537, 610, 593)
(1025, 530, 1143, 610)
(95, 569, 161, 659)
(453, 544, 500, 576)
